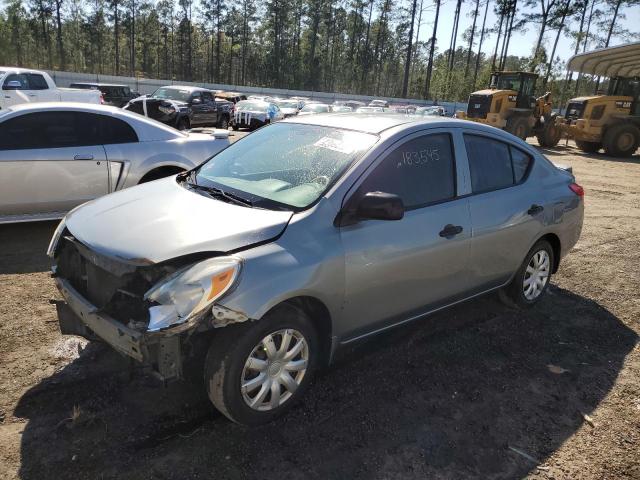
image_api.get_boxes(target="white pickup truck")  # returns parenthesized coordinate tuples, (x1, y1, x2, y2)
(0, 67, 101, 109)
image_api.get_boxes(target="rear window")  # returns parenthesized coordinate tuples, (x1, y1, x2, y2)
(27, 74, 48, 90)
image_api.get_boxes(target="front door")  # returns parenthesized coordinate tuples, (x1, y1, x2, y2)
(2, 73, 38, 107)
(0, 111, 108, 218)
(339, 131, 472, 341)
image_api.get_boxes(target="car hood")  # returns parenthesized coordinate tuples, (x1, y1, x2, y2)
(65, 177, 293, 264)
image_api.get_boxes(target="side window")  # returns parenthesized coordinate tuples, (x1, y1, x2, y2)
(3, 73, 29, 90)
(27, 74, 48, 90)
(96, 114, 138, 144)
(464, 135, 513, 193)
(464, 134, 534, 193)
(202, 92, 214, 103)
(358, 133, 456, 209)
(510, 147, 532, 183)
(0, 112, 99, 150)
(191, 92, 202, 103)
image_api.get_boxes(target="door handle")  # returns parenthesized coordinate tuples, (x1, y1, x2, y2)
(439, 224, 463, 238)
(74, 154, 94, 161)
(527, 204, 544, 215)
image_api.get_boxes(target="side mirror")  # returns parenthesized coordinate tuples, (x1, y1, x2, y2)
(192, 97, 202, 104)
(3, 80, 23, 90)
(336, 191, 404, 226)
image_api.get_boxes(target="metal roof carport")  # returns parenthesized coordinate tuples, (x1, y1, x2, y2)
(567, 42, 640, 77)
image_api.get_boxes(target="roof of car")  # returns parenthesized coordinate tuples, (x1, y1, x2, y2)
(158, 85, 210, 92)
(283, 112, 498, 135)
(7, 101, 124, 114)
(70, 82, 129, 87)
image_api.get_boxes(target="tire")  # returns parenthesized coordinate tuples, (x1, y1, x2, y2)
(138, 166, 184, 183)
(204, 303, 319, 425)
(232, 123, 239, 131)
(499, 239, 554, 309)
(536, 114, 561, 147)
(218, 115, 229, 129)
(505, 116, 530, 140)
(575, 140, 601, 153)
(602, 123, 640, 158)
(176, 117, 190, 131)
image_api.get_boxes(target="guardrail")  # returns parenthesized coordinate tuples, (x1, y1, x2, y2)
(46, 69, 467, 116)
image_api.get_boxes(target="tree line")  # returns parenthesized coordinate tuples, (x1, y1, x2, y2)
(0, 0, 638, 102)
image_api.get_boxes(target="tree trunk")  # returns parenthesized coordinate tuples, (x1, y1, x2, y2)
(130, 0, 135, 77)
(114, 0, 120, 76)
(491, 12, 504, 71)
(543, 0, 570, 88)
(360, 0, 374, 90)
(499, 0, 517, 70)
(530, 0, 556, 71)
(409, 0, 424, 84)
(401, 0, 419, 97)
(464, 0, 480, 78)
(472, 0, 490, 89)
(424, 0, 441, 99)
(560, 0, 587, 111)
(54, 0, 65, 70)
(574, 0, 596, 95)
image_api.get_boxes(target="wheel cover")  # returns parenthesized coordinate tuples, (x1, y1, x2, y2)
(523, 250, 550, 301)
(241, 329, 309, 411)
(617, 132, 634, 151)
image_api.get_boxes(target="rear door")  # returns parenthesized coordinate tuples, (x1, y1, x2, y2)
(462, 132, 544, 293)
(0, 111, 108, 218)
(201, 91, 218, 125)
(1, 73, 37, 107)
(339, 130, 472, 340)
(27, 73, 58, 102)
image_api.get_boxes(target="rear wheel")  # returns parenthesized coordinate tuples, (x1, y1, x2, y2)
(536, 114, 561, 147)
(499, 240, 554, 309)
(204, 303, 319, 425)
(176, 117, 190, 131)
(575, 140, 601, 153)
(602, 123, 640, 157)
(218, 115, 230, 129)
(505, 116, 530, 140)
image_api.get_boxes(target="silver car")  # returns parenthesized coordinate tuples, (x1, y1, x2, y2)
(0, 102, 230, 223)
(49, 114, 584, 425)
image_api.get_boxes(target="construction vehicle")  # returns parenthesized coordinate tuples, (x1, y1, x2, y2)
(457, 71, 561, 147)
(558, 42, 640, 157)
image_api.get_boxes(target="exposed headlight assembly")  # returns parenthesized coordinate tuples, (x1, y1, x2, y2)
(158, 104, 176, 115)
(144, 256, 241, 332)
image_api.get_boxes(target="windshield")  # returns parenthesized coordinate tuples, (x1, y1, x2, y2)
(332, 106, 352, 112)
(237, 101, 268, 112)
(277, 100, 299, 109)
(151, 87, 191, 102)
(301, 104, 329, 113)
(356, 107, 383, 113)
(195, 123, 378, 209)
(492, 73, 522, 91)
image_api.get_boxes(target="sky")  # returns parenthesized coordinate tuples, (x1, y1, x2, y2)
(414, 0, 640, 66)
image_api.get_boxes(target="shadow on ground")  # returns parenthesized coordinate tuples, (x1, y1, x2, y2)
(14, 284, 637, 479)
(0, 221, 58, 274)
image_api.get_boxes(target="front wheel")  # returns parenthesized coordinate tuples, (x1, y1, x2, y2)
(499, 240, 554, 309)
(204, 303, 319, 425)
(536, 115, 561, 147)
(575, 140, 601, 153)
(505, 116, 530, 140)
(218, 115, 229, 129)
(602, 123, 640, 158)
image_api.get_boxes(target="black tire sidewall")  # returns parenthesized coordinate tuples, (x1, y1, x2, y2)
(603, 124, 640, 157)
(506, 240, 554, 308)
(204, 304, 319, 425)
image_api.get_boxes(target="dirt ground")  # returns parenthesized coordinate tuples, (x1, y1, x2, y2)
(0, 140, 639, 480)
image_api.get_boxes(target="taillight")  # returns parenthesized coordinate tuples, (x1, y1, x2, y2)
(569, 183, 584, 197)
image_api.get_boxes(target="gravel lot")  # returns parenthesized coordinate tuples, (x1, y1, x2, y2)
(0, 139, 638, 480)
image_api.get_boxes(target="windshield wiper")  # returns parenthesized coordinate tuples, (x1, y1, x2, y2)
(186, 182, 253, 207)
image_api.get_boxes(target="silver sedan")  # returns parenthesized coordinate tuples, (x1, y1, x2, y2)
(50, 113, 584, 425)
(0, 102, 230, 223)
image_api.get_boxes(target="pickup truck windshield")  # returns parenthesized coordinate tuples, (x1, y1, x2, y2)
(195, 123, 378, 209)
(151, 87, 191, 102)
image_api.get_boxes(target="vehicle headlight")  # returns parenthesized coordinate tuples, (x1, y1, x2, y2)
(47, 218, 67, 258)
(144, 256, 241, 332)
(158, 104, 176, 115)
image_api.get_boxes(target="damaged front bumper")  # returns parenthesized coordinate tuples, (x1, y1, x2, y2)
(54, 277, 249, 381)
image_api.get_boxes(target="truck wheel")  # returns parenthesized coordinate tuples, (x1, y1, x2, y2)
(575, 140, 601, 153)
(536, 115, 561, 147)
(602, 123, 640, 157)
(218, 115, 229, 129)
(232, 123, 239, 131)
(505, 116, 530, 140)
(177, 118, 190, 131)
(204, 303, 319, 425)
